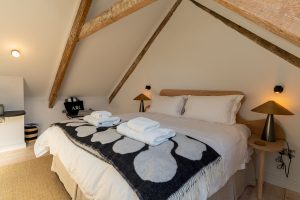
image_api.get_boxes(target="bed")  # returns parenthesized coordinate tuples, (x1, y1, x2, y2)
(35, 89, 262, 200)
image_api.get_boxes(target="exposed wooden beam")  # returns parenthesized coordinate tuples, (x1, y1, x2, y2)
(190, 0, 300, 69)
(109, 0, 183, 103)
(48, 0, 92, 108)
(79, 0, 157, 40)
(215, 0, 300, 47)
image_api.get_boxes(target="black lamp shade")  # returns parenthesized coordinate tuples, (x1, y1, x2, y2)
(145, 85, 151, 90)
(274, 85, 284, 93)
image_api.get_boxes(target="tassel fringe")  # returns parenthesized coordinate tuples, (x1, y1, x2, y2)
(168, 157, 223, 200)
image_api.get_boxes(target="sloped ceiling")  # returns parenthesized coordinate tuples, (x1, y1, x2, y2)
(0, 0, 80, 97)
(0, 0, 174, 98)
(2, 0, 298, 100)
(60, 0, 174, 97)
(215, 0, 300, 47)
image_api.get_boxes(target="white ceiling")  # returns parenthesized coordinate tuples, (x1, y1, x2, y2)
(60, 0, 174, 97)
(0, 0, 174, 98)
(2, 0, 299, 100)
(0, 0, 80, 97)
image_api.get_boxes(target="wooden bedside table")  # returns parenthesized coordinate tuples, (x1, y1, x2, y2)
(248, 134, 285, 200)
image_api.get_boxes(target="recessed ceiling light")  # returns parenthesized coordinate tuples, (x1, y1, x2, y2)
(11, 50, 21, 58)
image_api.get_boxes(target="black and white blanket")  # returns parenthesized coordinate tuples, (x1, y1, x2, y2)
(55, 118, 221, 200)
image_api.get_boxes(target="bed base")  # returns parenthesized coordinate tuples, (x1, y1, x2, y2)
(51, 156, 256, 200)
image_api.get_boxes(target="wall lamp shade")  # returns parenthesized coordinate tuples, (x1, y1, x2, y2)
(274, 85, 284, 93)
(134, 93, 151, 112)
(251, 100, 293, 142)
(145, 85, 151, 90)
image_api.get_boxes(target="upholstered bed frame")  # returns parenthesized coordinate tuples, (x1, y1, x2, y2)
(51, 89, 285, 200)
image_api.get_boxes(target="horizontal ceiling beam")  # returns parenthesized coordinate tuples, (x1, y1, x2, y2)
(79, 0, 157, 40)
(48, 0, 92, 108)
(215, 0, 300, 47)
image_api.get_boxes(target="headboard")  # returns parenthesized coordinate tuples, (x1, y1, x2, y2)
(159, 89, 285, 139)
(160, 89, 245, 98)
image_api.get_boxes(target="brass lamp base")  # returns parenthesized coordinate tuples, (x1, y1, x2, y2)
(261, 114, 276, 142)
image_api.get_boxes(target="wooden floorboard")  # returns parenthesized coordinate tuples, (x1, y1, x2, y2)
(0, 142, 299, 199)
(286, 189, 300, 200)
(239, 183, 285, 200)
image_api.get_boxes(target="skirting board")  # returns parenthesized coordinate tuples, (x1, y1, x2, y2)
(265, 171, 300, 194)
(0, 142, 26, 153)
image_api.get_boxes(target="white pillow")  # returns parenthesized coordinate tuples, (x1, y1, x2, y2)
(183, 95, 243, 125)
(147, 95, 185, 117)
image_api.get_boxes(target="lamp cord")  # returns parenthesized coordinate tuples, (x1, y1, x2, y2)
(275, 140, 292, 178)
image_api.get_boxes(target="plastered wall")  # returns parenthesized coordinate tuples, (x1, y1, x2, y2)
(110, 0, 300, 192)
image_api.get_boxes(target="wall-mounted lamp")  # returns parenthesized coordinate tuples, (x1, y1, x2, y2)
(11, 50, 21, 58)
(274, 85, 284, 93)
(145, 85, 151, 90)
(143, 85, 152, 100)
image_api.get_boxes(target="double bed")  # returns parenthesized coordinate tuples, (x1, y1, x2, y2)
(35, 89, 259, 200)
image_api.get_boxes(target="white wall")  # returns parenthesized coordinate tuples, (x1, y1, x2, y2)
(0, 0, 80, 97)
(0, 76, 24, 110)
(110, 0, 300, 192)
(0, 0, 174, 99)
(60, 0, 173, 97)
(0, 76, 25, 152)
(24, 96, 109, 133)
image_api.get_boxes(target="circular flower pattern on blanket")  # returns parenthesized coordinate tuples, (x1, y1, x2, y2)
(172, 134, 207, 160)
(68, 122, 210, 184)
(133, 141, 177, 183)
(75, 126, 97, 137)
(113, 137, 145, 154)
(91, 129, 121, 144)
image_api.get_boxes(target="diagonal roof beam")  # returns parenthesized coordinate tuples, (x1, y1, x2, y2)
(79, 0, 157, 40)
(190, 0, 300, 68)
(215, 0, 300, 47)
(109, 0, 183, 103)
(49, 0, 92, 108)
(49, 0, 157, 108)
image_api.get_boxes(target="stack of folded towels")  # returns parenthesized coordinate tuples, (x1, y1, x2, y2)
(117, 117, 176, 146)
(83, 111, 120, 127)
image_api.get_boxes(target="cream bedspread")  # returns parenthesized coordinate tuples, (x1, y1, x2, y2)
(35, 112, 251, 200)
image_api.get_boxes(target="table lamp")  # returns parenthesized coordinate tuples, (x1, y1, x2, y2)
(134, 93, 151, 112)
(251, 100, 293, 142)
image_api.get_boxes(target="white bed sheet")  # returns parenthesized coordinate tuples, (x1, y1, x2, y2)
(34, 112, 251, 200)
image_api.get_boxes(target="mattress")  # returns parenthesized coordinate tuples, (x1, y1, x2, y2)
(35, 112, 251, 200)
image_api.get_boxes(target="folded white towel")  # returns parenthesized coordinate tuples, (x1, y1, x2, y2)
(127, 117, 160, 133)
(83, 115, 120, 127)
(91, 111, 112, 119)
(117, 122, 175, 146)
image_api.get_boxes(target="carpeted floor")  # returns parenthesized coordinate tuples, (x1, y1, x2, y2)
(0, 155, 70, 200)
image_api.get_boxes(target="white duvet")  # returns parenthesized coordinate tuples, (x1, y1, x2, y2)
(35, 113, 251, 200)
